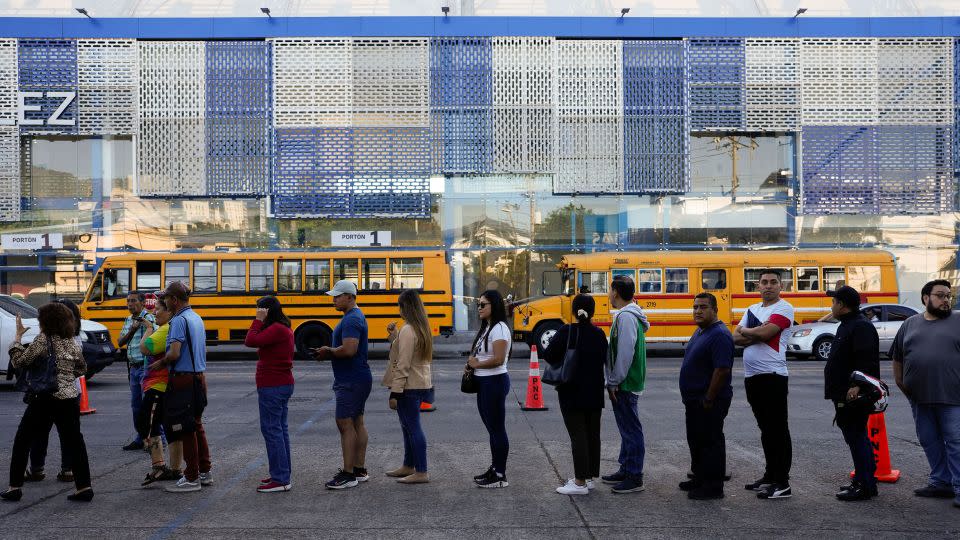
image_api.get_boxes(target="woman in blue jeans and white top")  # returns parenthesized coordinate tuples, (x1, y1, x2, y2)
(467, 289, 512, 488)
(383, 290, 434, 484)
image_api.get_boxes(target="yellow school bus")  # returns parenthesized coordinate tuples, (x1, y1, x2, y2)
(79, 251, 454, 355)
(513, 250, 898, 349)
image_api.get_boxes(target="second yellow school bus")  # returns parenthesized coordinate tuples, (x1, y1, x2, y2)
(79, 250, 454, 355)
(513, 250, 898, 350)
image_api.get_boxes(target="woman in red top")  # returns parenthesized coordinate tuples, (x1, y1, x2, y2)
(244, 296, 294, 493)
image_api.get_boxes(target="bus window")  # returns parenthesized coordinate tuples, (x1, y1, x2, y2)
(278, 260, 302, 292)
(824, 267, 845, 291)
(637, 269, 662, 293)
(334, 259, 359, 286)
(104, 268, 131, 299)
(306, 259, 331, 292)
(391, 258, 424, 289)
(87, 272, 103, 302)
(744, 268, 793, 292)
(222, 261, 246, 291)
(362, 258, 387, 290)
(136, 261, 161, 291)
(165, 261, 189, 288)
(193, 261, 217, 293)
(250, 260, 275, 291)
(701, 269, 726, 290)
(797, 267, 820, 291)
(665, 268, 688, 293)
(848, 266, 881, 292)
(578, 272, 607, 294)
(612, 269, 636, 283)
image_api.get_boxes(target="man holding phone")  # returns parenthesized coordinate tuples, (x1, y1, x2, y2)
(118, 292, 155, 451)
(312, 280, 372, 490)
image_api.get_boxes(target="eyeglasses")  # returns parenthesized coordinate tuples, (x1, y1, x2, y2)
(477, 302, 490, 309)
(931, 293, 953, 301)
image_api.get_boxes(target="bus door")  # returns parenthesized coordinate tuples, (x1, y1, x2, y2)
(698, 268, 731, 323)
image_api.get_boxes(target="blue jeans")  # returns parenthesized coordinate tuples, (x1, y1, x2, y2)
(476, 373, 510, 475)
(396, 389, 432, 472)
(258, 385, 294, 485)
(611, 389, 645, 478)
(911, 402, 960, 495)
(129, 366, 145, 442)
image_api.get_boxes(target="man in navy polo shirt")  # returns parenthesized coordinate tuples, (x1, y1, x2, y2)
(679, 292, 735, 500)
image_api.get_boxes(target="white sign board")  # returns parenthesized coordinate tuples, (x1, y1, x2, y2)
(331, 231, 391, 247)
(1, 233, 64, 250)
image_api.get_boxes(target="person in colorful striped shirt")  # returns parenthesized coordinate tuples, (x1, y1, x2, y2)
(138, 295, 182, 486)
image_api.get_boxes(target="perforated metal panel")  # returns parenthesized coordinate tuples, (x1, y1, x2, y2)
(802, 125, 953, 215)
(0, 127, 19, 221)
(18, 39, 78, 135)
(430, 37, 493, 174)
(554, 40, 623, 194)
(622, 40, 688, 193)
(877, 38, 952, 125)
(801, 39, 878, 126)
(352, 38, 429, 127)
(272, 38, 352, 128)
(492, 37, 555, 173)
(745, 38, 800, 131)
(955, 39, 960, 175)
(205, 41, 271, 196)
(77, 39, 137, 135)
(138, 41, 206, 196)
(687, 38, 744, 131)
(0, 39, 16, 128)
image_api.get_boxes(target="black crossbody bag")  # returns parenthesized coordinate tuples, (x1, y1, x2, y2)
(163, 317, 207, 435)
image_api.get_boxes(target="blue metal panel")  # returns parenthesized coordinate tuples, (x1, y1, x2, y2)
(435, 17, 510, 37)
(797, 17, 871, 38)
(61, 18, 140, 39)
(210, 18, 284, 39)
(955, 39, 960, 178)
(870, 17, 944, 37)
(687, 37, 744, 131)
(723, 18, 799, 38)
(205, 40, 272, 196)
(17, 39, 77, 135)
(622, 40, 688, 193)
(430, 37, 493, 174)
(137, 18, 216, 39)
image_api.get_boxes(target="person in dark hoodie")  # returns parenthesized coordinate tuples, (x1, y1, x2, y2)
(823, 285, 880, 501)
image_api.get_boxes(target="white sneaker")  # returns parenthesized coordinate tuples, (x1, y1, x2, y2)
(165, 477, 201, 493)
(586, 479, 596, 490)
(199, 472, 213, 486)
(556, 479, 589, 495)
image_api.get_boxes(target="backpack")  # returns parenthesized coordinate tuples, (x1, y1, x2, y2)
(15, 336, 60, 395)
(610, 310, 647, 393)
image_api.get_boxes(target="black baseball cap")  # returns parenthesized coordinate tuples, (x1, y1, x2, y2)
(827, 285, 861, 309)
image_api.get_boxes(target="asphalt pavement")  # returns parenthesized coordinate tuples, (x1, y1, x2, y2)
(0, 347, 958, 539)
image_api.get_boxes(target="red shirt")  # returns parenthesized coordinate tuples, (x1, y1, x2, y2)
(245, 320, 295, 388)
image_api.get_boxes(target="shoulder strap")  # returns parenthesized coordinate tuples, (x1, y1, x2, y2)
(178, 314, 197, 372)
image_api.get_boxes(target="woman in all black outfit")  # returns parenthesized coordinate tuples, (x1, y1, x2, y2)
(543, 294, 608, 496)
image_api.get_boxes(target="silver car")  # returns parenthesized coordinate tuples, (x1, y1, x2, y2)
(786, 303, 919, 361)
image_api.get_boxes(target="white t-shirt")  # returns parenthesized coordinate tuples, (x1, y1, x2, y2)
(738, 299, 794, 378)
(473, 321, 511, 377)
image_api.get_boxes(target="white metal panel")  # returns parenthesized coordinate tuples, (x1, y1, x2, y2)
(77, 39, 138, 135)
(801, 38, 879, 125)
(745, 38, 800, 131)
(0, 126, 19, 221)
(351, 38, 429, 127)
(271, 38, 353, 127)
(877, 38, 953, 125)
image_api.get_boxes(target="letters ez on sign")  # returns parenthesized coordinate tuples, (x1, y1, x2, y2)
(331, 231, 392, 247)
(0, 91, 77, 126)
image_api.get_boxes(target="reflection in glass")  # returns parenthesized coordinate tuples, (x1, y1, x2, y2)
(848, 266, 881, 292)
(797, 267, 819, 291)
(334, 259, 359, 286)
(638, 269, 662, 293)
(193, 261, 217, 293)
(165, 262, 189, 288)
(222, 261, 246, 292)
(362, 259, 386, 290)
(824, 267, 845, 291)
(666, 268, 688, 293)
(278, 260, 301, 292)
(702, 269, 727, 290)
(306, 260, 331, 292)
(250, 261, 274, 291)
(391, 258, 424, 289)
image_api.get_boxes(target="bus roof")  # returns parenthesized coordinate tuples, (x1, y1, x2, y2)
(98, 250, 447, 265)
(560, 249, 895, 268)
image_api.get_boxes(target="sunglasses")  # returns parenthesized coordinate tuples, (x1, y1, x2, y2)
(477, 302, 490, 309)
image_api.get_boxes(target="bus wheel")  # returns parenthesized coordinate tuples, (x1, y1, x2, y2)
(532, 321, 563, 351)
(813, 336, 834, 362)
(295, 323, 332, 359)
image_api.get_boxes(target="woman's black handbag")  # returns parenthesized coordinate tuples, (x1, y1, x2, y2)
(15, 336, 59, 395)
(542, 325, 577, 386)
(163, 317, 207, 435)
(460, 366, 478, 394)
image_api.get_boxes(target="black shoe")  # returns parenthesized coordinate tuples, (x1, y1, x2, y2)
(837, 484, 874, 501)
(474, 466, 495, 483)
(325, 470, 358, 490)
(25, 469, 45, 482)
(688, 486, 724, 500)
(122, 440, 144, 451)
(840, 482, 877, 497)
(57, 470, 74, 483)
(688, 471, 731, 481)
(679, 479, 701, 491)
(0, 489, 22, 502)
(353, 467, 369, 483)
(757, 483, 792, 499)
(67, 488, 94, 502)
(744, 477, 773, 491)
(475, 470, 508, 489)
(601, 470, 627, 485)
(914, 485, 954, 498)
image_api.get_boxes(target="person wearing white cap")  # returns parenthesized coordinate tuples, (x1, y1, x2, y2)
(312, 280, 372, 490)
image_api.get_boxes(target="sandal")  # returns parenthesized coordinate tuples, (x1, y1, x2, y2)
(157, 467, 181, 481)
(141, 466, 171, 487)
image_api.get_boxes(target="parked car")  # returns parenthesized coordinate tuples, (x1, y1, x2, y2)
(0, 294, 116, 381)
(787, 303, 919, 361)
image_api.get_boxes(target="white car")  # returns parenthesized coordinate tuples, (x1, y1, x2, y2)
(0, 295, 116, 381)
(786, 303, 919, 361)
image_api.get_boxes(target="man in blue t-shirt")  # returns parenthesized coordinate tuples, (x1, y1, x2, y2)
(678, 292, 735, 501)
(313, 279, 372, 490)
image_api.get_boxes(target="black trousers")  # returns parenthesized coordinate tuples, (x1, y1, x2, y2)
(560, 407, 602, 481)
(836, 405, 876, 488)
(9, 395, 91, 490)
(135, 389, 165, 440)
(685, 396, 731, 488)
(744, 373, 792, 484)
(28, 398, 75, 473)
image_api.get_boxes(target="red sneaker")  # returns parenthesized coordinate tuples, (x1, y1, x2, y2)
(257, 480, 290, 493)
(259, 477, 272, 485)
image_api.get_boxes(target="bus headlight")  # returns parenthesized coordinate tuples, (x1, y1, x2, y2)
(792, 329, 811, 337)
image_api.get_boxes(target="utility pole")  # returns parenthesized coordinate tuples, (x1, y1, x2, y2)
(714, 135, 758, 199)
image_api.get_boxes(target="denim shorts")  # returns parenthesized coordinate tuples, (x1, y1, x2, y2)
(333, 379, 372, 419)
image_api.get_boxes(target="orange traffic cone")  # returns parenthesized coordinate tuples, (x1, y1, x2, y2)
(420, 401, 436, 412)
(849, 412, 900, 483)
(78, 375, 96, 415)
(519, 345, 548, 411)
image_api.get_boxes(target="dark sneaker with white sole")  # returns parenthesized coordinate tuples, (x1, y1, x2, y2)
(744, 477, 773, 491)
(353, 467, 370, 483)
(757, 483, 792, 499)
(611, 477, 644, 494)
(325, 470, 359, 490)
(474, 466, 495, 483)
(601, 470, 627, 485)
(475, 469, 508, 488)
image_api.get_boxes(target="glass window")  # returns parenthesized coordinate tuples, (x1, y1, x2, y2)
(824, 267, 846, 291)
(362, 258, 387, 291)
(87, 272, 103, 302)
(334, 259, 359, 286)
(861, 306, 881, 322)
(104, 268, 131, 299)
(391, 258, 424, 289)
(221, 261, 246, 292)
(744, 268, 793, 292)
(848, 266, 881, 292)
(665, 268, 688, 293)
(193, 261, 217, 293)
(578, 272, 607, 294)
(136, 261, 161, 291)
(250, 261, 275, 291)
(612, 269, 636, 283)
(165, 261, 189, 288)
(886, 306, 916, 322)
(702, 269, 727, 290)
(306, 260, 331, 292)
(0, 295, 39, 318)
(637, 269, 662, 293)
(278, 260, 302, 292)
(797, 267, 820, 291)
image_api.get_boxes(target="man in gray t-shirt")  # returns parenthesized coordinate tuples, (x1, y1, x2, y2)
(890, 279, 960, 505)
